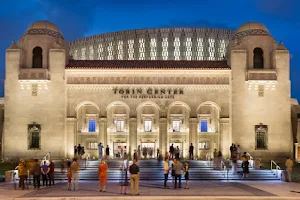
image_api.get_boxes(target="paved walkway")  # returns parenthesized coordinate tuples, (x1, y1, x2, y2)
(0, 180, 300, 200)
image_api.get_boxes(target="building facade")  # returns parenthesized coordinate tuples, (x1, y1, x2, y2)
(1, 21, 297, 160)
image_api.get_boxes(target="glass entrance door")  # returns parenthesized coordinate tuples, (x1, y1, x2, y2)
(113, 142, 127, 159)
(141, 142, 155, 159)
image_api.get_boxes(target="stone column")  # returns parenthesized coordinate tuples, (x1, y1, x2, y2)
(99, 118, 107, 147)
(159, 118, 168, 157)
(219, 118, 230, 159)
(129, 118, 137, 158)
(189, 118, 198, 158)
(66, 118, 77, 158)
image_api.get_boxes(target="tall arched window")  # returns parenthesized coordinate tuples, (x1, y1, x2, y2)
(32, 47, 43, 68)
(253, 48, 264, 69)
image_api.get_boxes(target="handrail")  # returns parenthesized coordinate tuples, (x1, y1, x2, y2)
(220, 160, 229, 180)
(270, 160, 281, 179)
(42, 152, 51, 161)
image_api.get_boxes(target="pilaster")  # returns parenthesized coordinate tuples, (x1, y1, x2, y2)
(66, 118, 77, 158)
(159, 118, 168, 157)
(189, 118, 198, 157)
(99, 118, 107, 147)
(219, 118, 230, 158)
(129, 118, 137, 157)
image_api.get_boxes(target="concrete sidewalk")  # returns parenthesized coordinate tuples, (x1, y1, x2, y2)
(0, 180, 300, 200)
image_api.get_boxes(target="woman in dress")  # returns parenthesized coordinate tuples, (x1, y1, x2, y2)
(184, 161, 189, 189)
(98, 160, 108, 192)
(67, 161, 72, 191)
(119, 159, 128, 194)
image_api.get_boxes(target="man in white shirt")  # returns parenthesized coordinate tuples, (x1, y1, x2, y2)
(163, 158, 169, 188)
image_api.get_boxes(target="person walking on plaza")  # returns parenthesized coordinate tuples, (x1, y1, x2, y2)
(41, 160, 50, 186)
(71, 158, 80, 191)
(32, 159, 41, 189)
(48, 159, 55, 186)
(184, 161, 190, 189)
(285, 157, 294, 182)
(119, 159, 129, 194)
(129, 159, 140, 195)
(163, 158, 169, 188)
(98, 160, 108, 192)
(67, 161, 72, 190)
(189, 143, 194, 160)
(174, 159, 184, 189)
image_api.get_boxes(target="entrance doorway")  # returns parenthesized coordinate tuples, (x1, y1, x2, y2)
(169, 142, 183, 159)
(113, 142, 127, 159)
(141, 142, 156, 159)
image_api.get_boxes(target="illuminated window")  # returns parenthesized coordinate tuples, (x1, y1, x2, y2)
(218, 39, 228, 60)
(97, 44, 104, 60)
(107, 42, 114, 60)
(196, 38, 204, 60)
(128, 39, 134, 60)
(116, 120, 125, 132)
(73, 49, 78, 60)
(81, 47, 86, 60)
(174, 37, 180, 60)
(172, 120, 180, 132)
(88, 120, 96, 132)
(255, 124, 268, 150)
(199, 142, 209, 150)
(117, 41, 123, 60)
(200, 120, 208, 132)
(185, 37, 192, 60)
(144, 120, 152, 132)
(88, 142, 98, 150)
(89, 45, 94, 60)
(150, 38, 157, 60)
(139, 38, 145, 60)
(162, 37, 168, 60)
(208, 38, 215, 60)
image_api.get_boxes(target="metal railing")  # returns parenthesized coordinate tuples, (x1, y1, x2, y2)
(221, 160, 229, 180)
(270, 160, 282, 179)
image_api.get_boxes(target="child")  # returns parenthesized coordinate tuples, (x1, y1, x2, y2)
(67, 161, 72, 190)
(184, 161, 189, 189)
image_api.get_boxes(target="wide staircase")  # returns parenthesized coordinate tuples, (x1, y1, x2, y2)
(52, 159, 281, 181)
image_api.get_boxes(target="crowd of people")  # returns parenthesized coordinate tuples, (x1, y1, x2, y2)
(14, 142, 295, 194)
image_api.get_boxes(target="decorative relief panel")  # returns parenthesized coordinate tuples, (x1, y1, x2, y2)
(32, 84, 38, 96)
(66, 76, 230, 85)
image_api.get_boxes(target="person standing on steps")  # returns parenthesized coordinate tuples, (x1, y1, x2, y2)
(189, 143, 194, 160)
(174, 158, 184, 189)
(98, 159, 108, 192)
(32, 159, 41, 189)
(184, 161, 190, 189)
(48, 159, 55, 186)
(119, 159, 128, 194)
(169, 144, 174, 160)
(129, 159, 140, 195)
(105, 145, 110, 159)
(98, 143, 104, 160)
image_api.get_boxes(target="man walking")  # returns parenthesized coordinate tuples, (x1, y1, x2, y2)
(71, 158, 80, 191)
(189, 143, 194, 160)
(174, 159, 184, 189)
(129, 159, 140, 195)
(285, 157, 294, 182)
(32, 159, 41, 189)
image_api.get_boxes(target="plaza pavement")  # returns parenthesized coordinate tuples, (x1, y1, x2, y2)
(0, 180, 300, 200)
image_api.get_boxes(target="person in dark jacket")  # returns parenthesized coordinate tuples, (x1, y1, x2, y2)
(32, 159, 41, 189)
(242, 157, 249, 178)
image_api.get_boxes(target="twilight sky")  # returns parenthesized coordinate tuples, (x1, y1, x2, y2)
(0, 0, 300, 100)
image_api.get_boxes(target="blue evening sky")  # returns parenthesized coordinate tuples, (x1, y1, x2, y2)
(0, 0, 299, 100)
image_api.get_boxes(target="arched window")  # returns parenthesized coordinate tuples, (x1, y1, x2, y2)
(32, 47, 43, 68)
(253, 48, 264, 69)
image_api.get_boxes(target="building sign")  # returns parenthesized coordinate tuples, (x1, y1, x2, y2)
(113, 87, 184, 99)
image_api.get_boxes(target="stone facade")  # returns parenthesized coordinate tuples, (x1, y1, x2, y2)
(0, 21, 298, 161)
